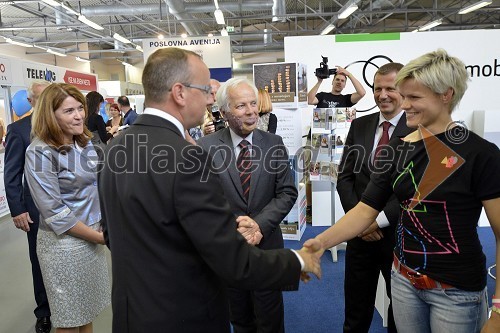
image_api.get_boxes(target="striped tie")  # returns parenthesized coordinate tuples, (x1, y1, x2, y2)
(237, 140, 252, 200)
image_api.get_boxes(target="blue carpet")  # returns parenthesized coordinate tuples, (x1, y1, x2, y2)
(282, 225, 496, 333)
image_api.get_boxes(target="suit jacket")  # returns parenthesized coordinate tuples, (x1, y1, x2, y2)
(197, 128, 298, 250)
(99, 114, 301, 333)
(4, 115, 39, 223)
(337, 112, 412, 226)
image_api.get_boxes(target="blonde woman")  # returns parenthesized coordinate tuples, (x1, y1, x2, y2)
(256, 89, 277, 133)
(306, 49, 500, 333)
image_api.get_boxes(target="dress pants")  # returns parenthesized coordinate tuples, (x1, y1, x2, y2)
(26, 198, 51, 319)
(343, 227, 396, 333)
(229, 287, 284, 333)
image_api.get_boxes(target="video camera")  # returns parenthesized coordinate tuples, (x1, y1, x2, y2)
(211, 104, 226, 132)
(315, 56, 337, 79)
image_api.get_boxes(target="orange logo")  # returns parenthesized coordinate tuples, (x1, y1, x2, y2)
(408, 125, 465, 210)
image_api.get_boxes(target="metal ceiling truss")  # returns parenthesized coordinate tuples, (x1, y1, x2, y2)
(0, 0, 498, 63)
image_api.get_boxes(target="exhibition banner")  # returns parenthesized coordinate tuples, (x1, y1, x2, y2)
(0, 54, 99, 91)
(0, 57, 13, 85)
(142, 36, 232, 81)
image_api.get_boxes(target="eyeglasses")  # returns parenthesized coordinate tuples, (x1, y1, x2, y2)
(182, 83, 212, 95)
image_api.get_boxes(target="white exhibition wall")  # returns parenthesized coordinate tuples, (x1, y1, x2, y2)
(284, 30, 500, 128)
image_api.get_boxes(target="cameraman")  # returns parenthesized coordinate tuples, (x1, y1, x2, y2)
(307, 66, 366, 108)
(202, 79, 225, 135)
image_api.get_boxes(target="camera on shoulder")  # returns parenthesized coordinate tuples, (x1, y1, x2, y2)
(315, 56, 337, 79)
(211, 104, 226, 132)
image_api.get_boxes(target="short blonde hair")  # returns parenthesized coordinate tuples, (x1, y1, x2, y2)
(395, 49, 468, 112)
(32, 83, 91, 150)
(258, 89, 273, 114)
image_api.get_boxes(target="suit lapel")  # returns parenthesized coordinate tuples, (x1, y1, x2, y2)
(363, 113, 380, 166)
(218, 129, 246, 201)
(392, 113, 411, 138)
(247, 130, 264, 205)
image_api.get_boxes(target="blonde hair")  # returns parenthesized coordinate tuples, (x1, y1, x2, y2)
(395, 49, 468, 112)
(258, 89, 273, 114)
(32, 83, 91, 150)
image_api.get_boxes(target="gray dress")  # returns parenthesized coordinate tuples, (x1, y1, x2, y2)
(24, 138, 110, 328)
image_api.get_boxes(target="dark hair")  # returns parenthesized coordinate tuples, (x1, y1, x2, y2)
(117, 96, 130, 107)
(85, 91, 104, 122)
(375, 62, 404, 77)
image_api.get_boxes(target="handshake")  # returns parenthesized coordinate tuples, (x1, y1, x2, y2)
(236, 216, 325, 282)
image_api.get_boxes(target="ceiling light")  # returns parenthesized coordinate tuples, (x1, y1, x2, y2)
(41, 0, 60, 7)
(208, 33, 214, 38)
(320, 24, 335, 35)
(181, 33, 187, 38)
(338, 4, 358, 19)
(121, 61, 132, 66)
(135, 45, 143, 52)
(60, 3, 79, 15)
(214, 9, 225, 25)
(220, 27, 228, 36)
(5, 38, 33, 48)
(411, 28, 419, 33)
(47, 48, 67, 57)
(419, 19, 443, 31)
(458, 0, 492, 14)
(158, 34, 164, 40)
(78, 15, 104, 31)
(113, 33, 132, 44)
(76, 57, 91, 63)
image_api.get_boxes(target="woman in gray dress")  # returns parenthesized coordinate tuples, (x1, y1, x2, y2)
(24, 83, 110, 333)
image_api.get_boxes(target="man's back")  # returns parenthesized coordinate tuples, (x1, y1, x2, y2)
(100, 114, 301, 332)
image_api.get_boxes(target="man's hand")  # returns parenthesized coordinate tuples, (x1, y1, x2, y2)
(236, 216, 262, 245)
(360, 229, 383, 242)
(203, 121, 215, 135)
(336, 66, 350, 77)
(358, 221, 379, 237)
(298, 238, 324, 282)
(12, 212, 33, 232)
(481, 311, 500, 333)
(358, 221, 383, 241)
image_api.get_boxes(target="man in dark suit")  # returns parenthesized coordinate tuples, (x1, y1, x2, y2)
(337, 62, 412, 333)
(99, 47, 321, 333)
(4, 80, 52, 333)
(117, 95, 138, 125)
(197, 78, 297, 333)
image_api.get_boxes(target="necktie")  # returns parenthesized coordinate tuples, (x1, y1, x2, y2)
(236, 140, 252, 200)
(374, 121, 391, 164)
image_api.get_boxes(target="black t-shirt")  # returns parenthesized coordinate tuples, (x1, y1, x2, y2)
(87, 113, 108, 143)
(315, 92, 354, 108)
(361, 129, 500, 291)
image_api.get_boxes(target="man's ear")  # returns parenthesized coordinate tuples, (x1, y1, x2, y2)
(170, 83, 187, 106)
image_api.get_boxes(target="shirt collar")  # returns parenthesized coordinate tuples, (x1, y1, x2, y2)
(143, 107, 185, 139)
(379, 110, 404, 128)
(229, 128, 253, 149)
